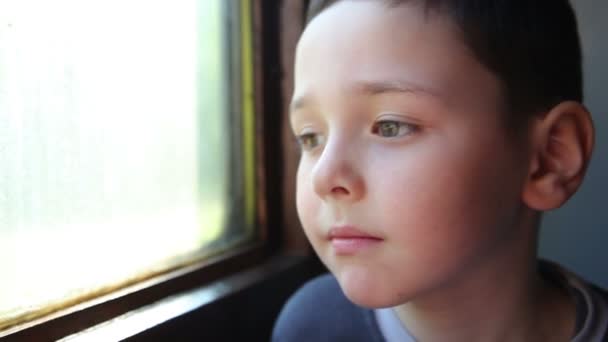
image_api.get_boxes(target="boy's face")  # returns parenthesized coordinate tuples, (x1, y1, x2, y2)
(292, 1, 531, 307)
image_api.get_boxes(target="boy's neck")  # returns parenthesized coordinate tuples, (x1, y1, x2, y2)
(393, 216, 576, 342)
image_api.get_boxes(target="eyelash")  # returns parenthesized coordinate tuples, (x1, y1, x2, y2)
(371, 120, 418, 138)
(296, 132, 324, 152)
(295, 120, 418, 151)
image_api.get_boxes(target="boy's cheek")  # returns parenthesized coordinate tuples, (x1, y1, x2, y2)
(295, 175, 323, 238)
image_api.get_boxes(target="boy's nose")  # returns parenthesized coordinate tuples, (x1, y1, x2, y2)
(311, 138, 365, 203)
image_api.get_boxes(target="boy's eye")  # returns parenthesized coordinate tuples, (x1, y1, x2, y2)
(372, 120, 417, 138)
(296, 132, 324, 151)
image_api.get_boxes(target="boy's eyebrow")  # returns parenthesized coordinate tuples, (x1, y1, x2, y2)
(356, 79, 442, 98)
(290, 79, 442, 114)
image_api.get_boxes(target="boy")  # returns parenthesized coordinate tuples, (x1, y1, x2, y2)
(273, 0, 607, 341)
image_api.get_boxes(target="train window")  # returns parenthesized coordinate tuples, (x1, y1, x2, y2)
(0, 0, 255, 332)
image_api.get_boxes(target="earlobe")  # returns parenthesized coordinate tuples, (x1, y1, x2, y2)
(522, 101, 594, 211)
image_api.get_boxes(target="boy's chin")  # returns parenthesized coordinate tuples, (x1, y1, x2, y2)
(335, 269, 411, 309)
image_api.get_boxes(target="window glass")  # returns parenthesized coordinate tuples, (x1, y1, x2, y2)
(0, 0, 253, 330)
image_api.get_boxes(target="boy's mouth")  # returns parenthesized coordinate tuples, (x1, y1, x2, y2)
(327, 226, 383, 255)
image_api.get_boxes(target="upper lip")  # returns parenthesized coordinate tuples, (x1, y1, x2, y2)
(327, 226, 383, 240)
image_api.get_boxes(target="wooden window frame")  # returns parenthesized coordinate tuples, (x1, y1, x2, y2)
(1, 1, 318, 340)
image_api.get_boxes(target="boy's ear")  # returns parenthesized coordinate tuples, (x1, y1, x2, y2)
(522, 101, 594, 211)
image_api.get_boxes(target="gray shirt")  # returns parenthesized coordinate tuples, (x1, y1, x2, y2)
(374, 260, 608, 342)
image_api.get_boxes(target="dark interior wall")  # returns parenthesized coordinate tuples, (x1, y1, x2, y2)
(539, 0, 608, 287)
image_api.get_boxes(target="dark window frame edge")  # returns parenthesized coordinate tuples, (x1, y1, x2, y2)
(1, 243, 268, 341)
(58, 254, 318, 342)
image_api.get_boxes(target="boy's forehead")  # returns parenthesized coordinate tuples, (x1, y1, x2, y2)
(297, 1, 462, 74)
(292, 0, 507, 122)
(291, 78, 444, 114)
(299, 0, 455, 46)
(294, 1, 484, 109)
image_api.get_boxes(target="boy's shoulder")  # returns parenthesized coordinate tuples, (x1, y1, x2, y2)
(272, 273, 384, 342)
(574, 283, 608, 341)
(541, 260, 608, 341)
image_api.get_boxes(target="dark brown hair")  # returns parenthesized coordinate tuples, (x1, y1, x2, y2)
(306, 0, 583, 123)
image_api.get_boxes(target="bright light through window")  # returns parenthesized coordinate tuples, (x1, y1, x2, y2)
(0, 0, 252, 331)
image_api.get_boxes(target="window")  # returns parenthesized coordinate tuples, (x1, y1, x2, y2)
(0, 0, 255, 333)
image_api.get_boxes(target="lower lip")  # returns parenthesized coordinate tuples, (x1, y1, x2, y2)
(330, 237, 382, 255)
